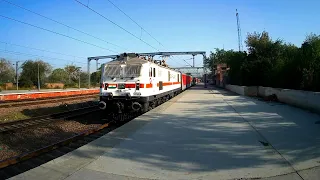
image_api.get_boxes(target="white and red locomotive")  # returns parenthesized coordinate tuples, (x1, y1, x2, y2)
(98, 53, 197, 115)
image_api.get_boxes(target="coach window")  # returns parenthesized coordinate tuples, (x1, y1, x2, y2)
(168, 71, 170, 81)
(153, 68, 156, 77)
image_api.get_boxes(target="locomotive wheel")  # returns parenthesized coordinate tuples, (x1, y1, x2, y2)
(141, 102, 149, 113)
(150, 102, 155, 109)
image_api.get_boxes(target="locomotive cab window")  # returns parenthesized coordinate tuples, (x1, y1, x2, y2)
(124, 65, 142, 78)
(168, 71, 170, 81)
(149, 67, 152, 77)
(153, 68, 156, 77)
(178, 74, 180, 82)
(103, 64, 142, 79)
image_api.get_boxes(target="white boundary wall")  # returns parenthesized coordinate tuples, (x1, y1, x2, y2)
(225, 84, 320, 113)
(258, 86, 320, 113)
(225, 85, 257, 97)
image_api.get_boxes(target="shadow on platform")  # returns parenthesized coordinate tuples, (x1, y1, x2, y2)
(3, 85, 320, 179)
(66, 89, 320, 174)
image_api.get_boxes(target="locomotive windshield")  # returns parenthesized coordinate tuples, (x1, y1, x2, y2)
(124, 65, 141, 77)
(104, 65, 121, 77)
(103, 64, 141, 78)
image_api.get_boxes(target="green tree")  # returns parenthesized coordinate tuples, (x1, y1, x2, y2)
(48, 68, 68, 83)
(90, 71, 101, 86)
(273, 43, 301, 89)
(80, 71, 89, 88)
(64, 65, 80, 83)
(204, 31, 320, 91)
(206, 48, 228, 69)
(300, 33, 320, 91)
(0, 58, 15, 84)
(19, 60, 52, 87)
(245, 31, 284, 86)
(225, 51, 247, 85)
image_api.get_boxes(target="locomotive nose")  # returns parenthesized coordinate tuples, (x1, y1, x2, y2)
(98, 101, 107, 110)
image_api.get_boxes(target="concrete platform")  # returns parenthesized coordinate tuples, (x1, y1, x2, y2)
(9, 85, 320, 180)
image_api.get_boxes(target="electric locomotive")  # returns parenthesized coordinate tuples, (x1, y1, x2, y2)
(99, 53, 194, 118)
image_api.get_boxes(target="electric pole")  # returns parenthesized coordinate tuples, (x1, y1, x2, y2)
(15, 61, 19, 90)
(192, 55, 195, 67)
(236, 9, 243, 52)
(96, 60, 100, 70)
(37, 63, 40, 91)
(77, 67, 81, 89)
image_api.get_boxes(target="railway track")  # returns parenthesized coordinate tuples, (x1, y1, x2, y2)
(0, 111, 139, 180)
(0, 91, 180, 179)
(0, 101, 99, 133)
(0, 94, 98, 108)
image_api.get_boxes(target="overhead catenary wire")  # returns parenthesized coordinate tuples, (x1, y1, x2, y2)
(0, 14, 118, 53)
(1, 56, 73, 69)
(0, 41, 86, 59)
(74, 0, 190, 68)
(179, 58, 193, 67)
(104, 0, 188, 67)
(74, 0, 160, 52)
(106, 0, 194, 69)
(1, 0, 129, 52)
(168, 56, 187, 67)
(0, 49, 87, 65)
(105, 0, 164, 47)
(1, 0, 196, 69)
(104, 0, 192, 68)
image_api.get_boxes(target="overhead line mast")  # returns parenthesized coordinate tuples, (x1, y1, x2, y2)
(236, 9, 243, 52)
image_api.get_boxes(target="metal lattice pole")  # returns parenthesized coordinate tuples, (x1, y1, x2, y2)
(87, 58, 90, 89)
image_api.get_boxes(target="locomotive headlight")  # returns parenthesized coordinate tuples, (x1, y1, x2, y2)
(135, 80, 140, 90)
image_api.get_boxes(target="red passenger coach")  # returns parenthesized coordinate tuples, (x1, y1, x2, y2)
(193, 77, 201, 85)
(182, 73, 187, 90)
(186, 75, 192, 88)
(181, 73, 193, 90)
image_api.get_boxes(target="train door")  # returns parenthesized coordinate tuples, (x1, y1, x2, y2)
(152, 67, 157, 93)
(182, 74, 187, 90)
(158, 67, 163, 91)
(186, 75, 191, 88)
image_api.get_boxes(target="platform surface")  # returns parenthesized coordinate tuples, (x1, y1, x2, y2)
(10, 85, 320, 180)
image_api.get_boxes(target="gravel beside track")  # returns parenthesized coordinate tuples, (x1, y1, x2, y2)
(0, 97, 98, 123)
(0, 116, 102, 161)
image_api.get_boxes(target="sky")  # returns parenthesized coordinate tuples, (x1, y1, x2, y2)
(1, 0, 320, 73)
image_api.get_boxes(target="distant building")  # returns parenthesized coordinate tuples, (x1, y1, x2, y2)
(213, 63, 228, 87)
(0, 83, 13, 90)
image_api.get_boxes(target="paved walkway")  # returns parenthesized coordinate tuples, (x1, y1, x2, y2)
(10, 85, 320, 180)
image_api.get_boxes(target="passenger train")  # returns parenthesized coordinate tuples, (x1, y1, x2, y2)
(99, 53, 200, 117)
